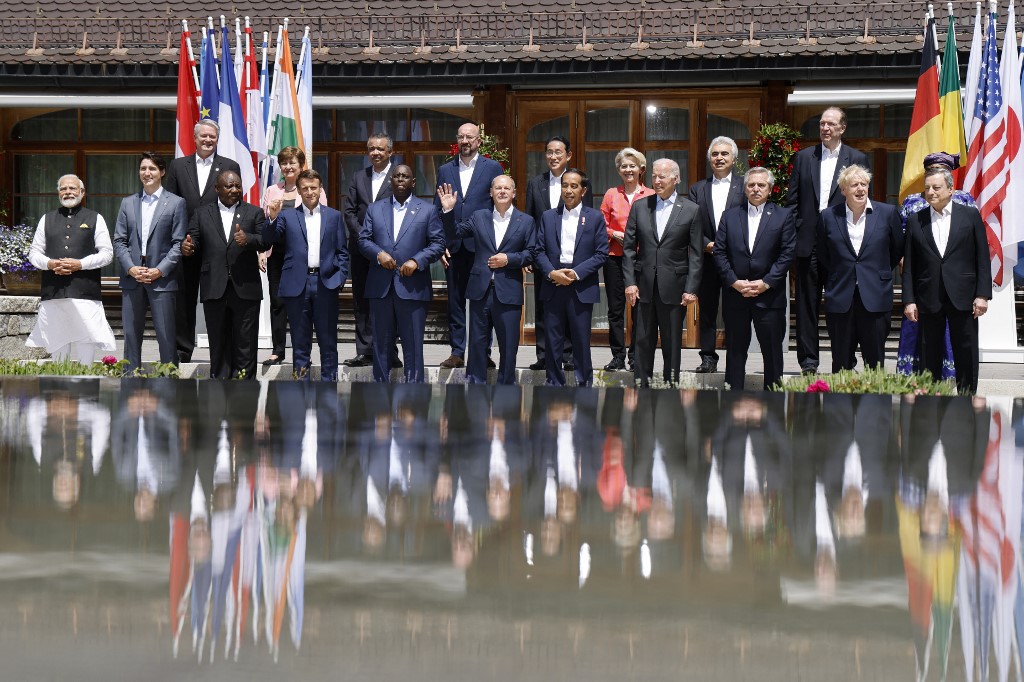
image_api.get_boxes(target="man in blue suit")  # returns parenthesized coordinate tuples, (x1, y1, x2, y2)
(438, 175, 536, 385)
(264, 169, 349, 381)
(816, 165, 903, 372)
(714, 167, 797, 390)
(534, 169, 609, 386)
(433, 123, 505, 370)
(113, 152, 188, 373)
(360, 164, 446, 383)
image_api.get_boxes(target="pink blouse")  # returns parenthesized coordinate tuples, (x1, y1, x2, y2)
(600, 184, 654, 256)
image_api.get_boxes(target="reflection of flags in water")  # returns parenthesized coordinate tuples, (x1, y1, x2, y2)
(288, 510, 307, 649)
(169, 512, 191, 657)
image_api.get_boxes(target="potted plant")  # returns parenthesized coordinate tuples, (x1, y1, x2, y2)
(446, 127, 511, 175)
(0, 223, 40, 294)
(748, 122, 801, 205)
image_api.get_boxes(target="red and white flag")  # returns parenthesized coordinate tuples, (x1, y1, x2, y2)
(174, 24, 200, 159)
(241, 19, 267, 205)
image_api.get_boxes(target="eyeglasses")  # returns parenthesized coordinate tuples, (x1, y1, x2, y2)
(456, 135, 479, 142)
(545, 150, 567, 158)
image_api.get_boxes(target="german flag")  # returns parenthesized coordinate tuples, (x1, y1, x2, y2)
(899, 17, 943, 202)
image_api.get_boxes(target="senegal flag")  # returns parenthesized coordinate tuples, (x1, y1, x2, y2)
(899, 18, 943, 202)
(939, 14, 968, 187)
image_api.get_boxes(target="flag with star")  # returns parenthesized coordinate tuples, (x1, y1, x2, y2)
(199, 27, 220, 123)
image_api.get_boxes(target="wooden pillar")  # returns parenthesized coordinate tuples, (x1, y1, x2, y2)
(476, 85, 509, 146)
(761, 80, 792, 126)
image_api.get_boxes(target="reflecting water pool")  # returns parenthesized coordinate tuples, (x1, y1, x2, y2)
(0, 377, 1020, 681)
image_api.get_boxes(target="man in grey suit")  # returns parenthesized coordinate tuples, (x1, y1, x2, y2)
(113, 152, 188, 373)
(623, 158, 705, 387)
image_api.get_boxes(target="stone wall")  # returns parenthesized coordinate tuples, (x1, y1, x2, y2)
(0, 296, 47, 359)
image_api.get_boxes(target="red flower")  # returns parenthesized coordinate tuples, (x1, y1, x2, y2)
(806, 379, 830, 393)
(101, 355, 118, 366)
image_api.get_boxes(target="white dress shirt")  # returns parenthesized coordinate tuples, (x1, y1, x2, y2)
(304, 203, 322, 269)
(217, 200, 236, 242)
(140, 186, 163, 249)
(370, 163, 391, 201)
(559, 204, 582, 265)
(846, 200, 871, 256)
(655, 192, 677, 240)
(548, 171, 563, 210)
(931, 202, 953, 257)
(458, 153, 479, 194)
(391, 197, 411, 242)
(196, 153, 214, 193)
(747, 203, 765, 248)
(492, 206, 512, 250)
(818, 144, 842, 212)
(711, 176, 731, 229)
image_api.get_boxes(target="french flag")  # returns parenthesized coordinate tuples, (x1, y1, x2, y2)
(217, 22, 256, 196)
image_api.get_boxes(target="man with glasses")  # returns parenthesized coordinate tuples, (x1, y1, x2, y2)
(433, 123, 504, 369)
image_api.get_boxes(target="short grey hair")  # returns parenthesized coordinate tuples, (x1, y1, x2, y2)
(57, 174, 84, 192)
(490, 174, 516, 189)
(706, 136, 738, 161)
(194, 119, 220, 136)
(924, 167, 954, 189)
(838, 164, 872, 190)
(744, 166, 775, 188)
(614, 147, 647, 170)
(652, 158, 680, 181)
(368, 132, 394, 152)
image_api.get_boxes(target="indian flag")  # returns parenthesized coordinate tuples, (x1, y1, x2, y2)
(266, 24, 304, 185)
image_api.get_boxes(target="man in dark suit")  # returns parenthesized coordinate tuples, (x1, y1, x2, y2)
(714, 167, 797, 390)
(433, 123, 505, 369)
(688, 136, 746, 373)
(816, 164, 903, 372)
(113, 152, 188, 373)
(164, 119, 241, 363)
(534, 169, 608, 386)
(264, 169, 349, 381)
(903, 167, 992, 393)
(785, 107, 869, 374)
(359, 164, 446, 383)
(524, 135, 577, 372)
(623, 158, 704, 387)
(343, 133, 397, 368)
(186, 170, 267, 380)
(439, 175, 536, 385)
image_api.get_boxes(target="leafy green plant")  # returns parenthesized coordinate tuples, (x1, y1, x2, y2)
(777, 367, 957, 395)
(446, 129, 511, 175)
(748, 122, 801, 205)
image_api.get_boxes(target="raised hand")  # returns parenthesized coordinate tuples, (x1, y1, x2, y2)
(436, 183, 459, 212)
(181, 234, 195, 257)
(233, 223, 247, 247)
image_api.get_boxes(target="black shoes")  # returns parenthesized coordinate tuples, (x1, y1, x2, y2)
(342, 354, 372, 367)
(262, 355, 284, 367)
(486, 357, 496, 369)
(694, 359, 718, 374)
(562, 361, 575, 372)
(603, 358, 626, 371)
(528, 360, 545, 370)
(391, 357, 404, 369)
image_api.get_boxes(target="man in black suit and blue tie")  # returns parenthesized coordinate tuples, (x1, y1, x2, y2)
(264, 169, 349, 381)
(535, 169, 608, 386)
(903, 167, 992, 393)
(714, 167, 797, 390)
(360, 164, 447, 383)
(433, 123, 505, 370)
(438, 175, 537, 385)
(816, 165, 903, 373)
(113, 152, 188, 374)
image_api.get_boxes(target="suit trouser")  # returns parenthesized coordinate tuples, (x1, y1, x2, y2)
(795, 253, 825, 371)
(826, 287, 889, 373)
(633, 280, 684, 387)
(369, 294, 427, 383)
(175, 255, 201, 361)
(204, 286, 260, 380)
(266, 247, 288, 357)
(446, 247, 473, 357)
(723, 292, 786, 391)
(284, 273, 339, 381)
(697, 253, 722, 363)
(533, 268, 574, 364)
(543, 286, 594, 386)
(603, 255, 633, 364)
(920, 296, 979, 394)
(123, 285, 177, 373)
(470, 283, 522, 385)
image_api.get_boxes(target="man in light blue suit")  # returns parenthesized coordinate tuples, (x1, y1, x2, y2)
(113, 152, 188, 373)
(264, 169, 349, 381)
(360, 164, 446, 383)
(438, 175, 536, 385)
(432, 123, 505, 370)
(534, 169, 609, 387)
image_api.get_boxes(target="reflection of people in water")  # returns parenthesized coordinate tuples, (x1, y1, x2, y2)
(111, 382, 180, 522)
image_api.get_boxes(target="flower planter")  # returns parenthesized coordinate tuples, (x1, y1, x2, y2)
(2, 270, 42, 296)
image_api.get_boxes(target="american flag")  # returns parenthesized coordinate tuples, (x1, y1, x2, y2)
(963, 10, 1008, 286)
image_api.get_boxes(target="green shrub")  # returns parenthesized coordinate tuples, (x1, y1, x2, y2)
(777, 367, 957, 395)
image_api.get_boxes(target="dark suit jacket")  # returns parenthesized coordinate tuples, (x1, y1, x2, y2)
(164, 153, 242, 218)
(188, 200, 267, 302)
(524, 171, 594, 223)
(816, 200, 903, 314)
(344, 165, 395, 243)
(264, 205, 349, 296)
(903, 202, 992, 313)
(785, 143, 870, 257)
(442, 207, 536, 305)
(622, 193, 705, 304)
(358, 196, 446, 301)
(432, 155, 505, 253)
(534, 205, 609, 304)
(113, 189, 188, 291)
(687, 173, 747, 243)
(714, 202, 796, 309)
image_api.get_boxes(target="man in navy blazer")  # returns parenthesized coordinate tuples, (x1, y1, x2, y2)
(163, 119, 241, 363)
(113, 152, 188, 374)
(714, 167, 797, 390)
(687, 137, 747, 374)
(360, 164, 446, 383)
(903, 168, 992, 393)
(786, 107, 869, 374)
(433, 123, 505, 369)
(816, 165, 903, 373)
(264, 169, 349, 381)
(438, 175, 536, 385)
(535, 169, 608, 386)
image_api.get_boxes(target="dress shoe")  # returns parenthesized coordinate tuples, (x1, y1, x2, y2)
(262, 355, 284, 367)
(603, 358, 626, 371)
(694, 359, 717, 374)
(562, 360, 575, 372)
(342, 354, 372, 368)
(801, 367, 817, 377)
(487, 357, 496, 369)
(391, 357, 404, 369)
(528, 360, 545, 370)
(439, 355, 465, 369)
(178, 352, 192, 364)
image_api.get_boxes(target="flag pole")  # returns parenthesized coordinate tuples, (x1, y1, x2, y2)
(261, 23, 285, 190)
(182, 20, 201, 96)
